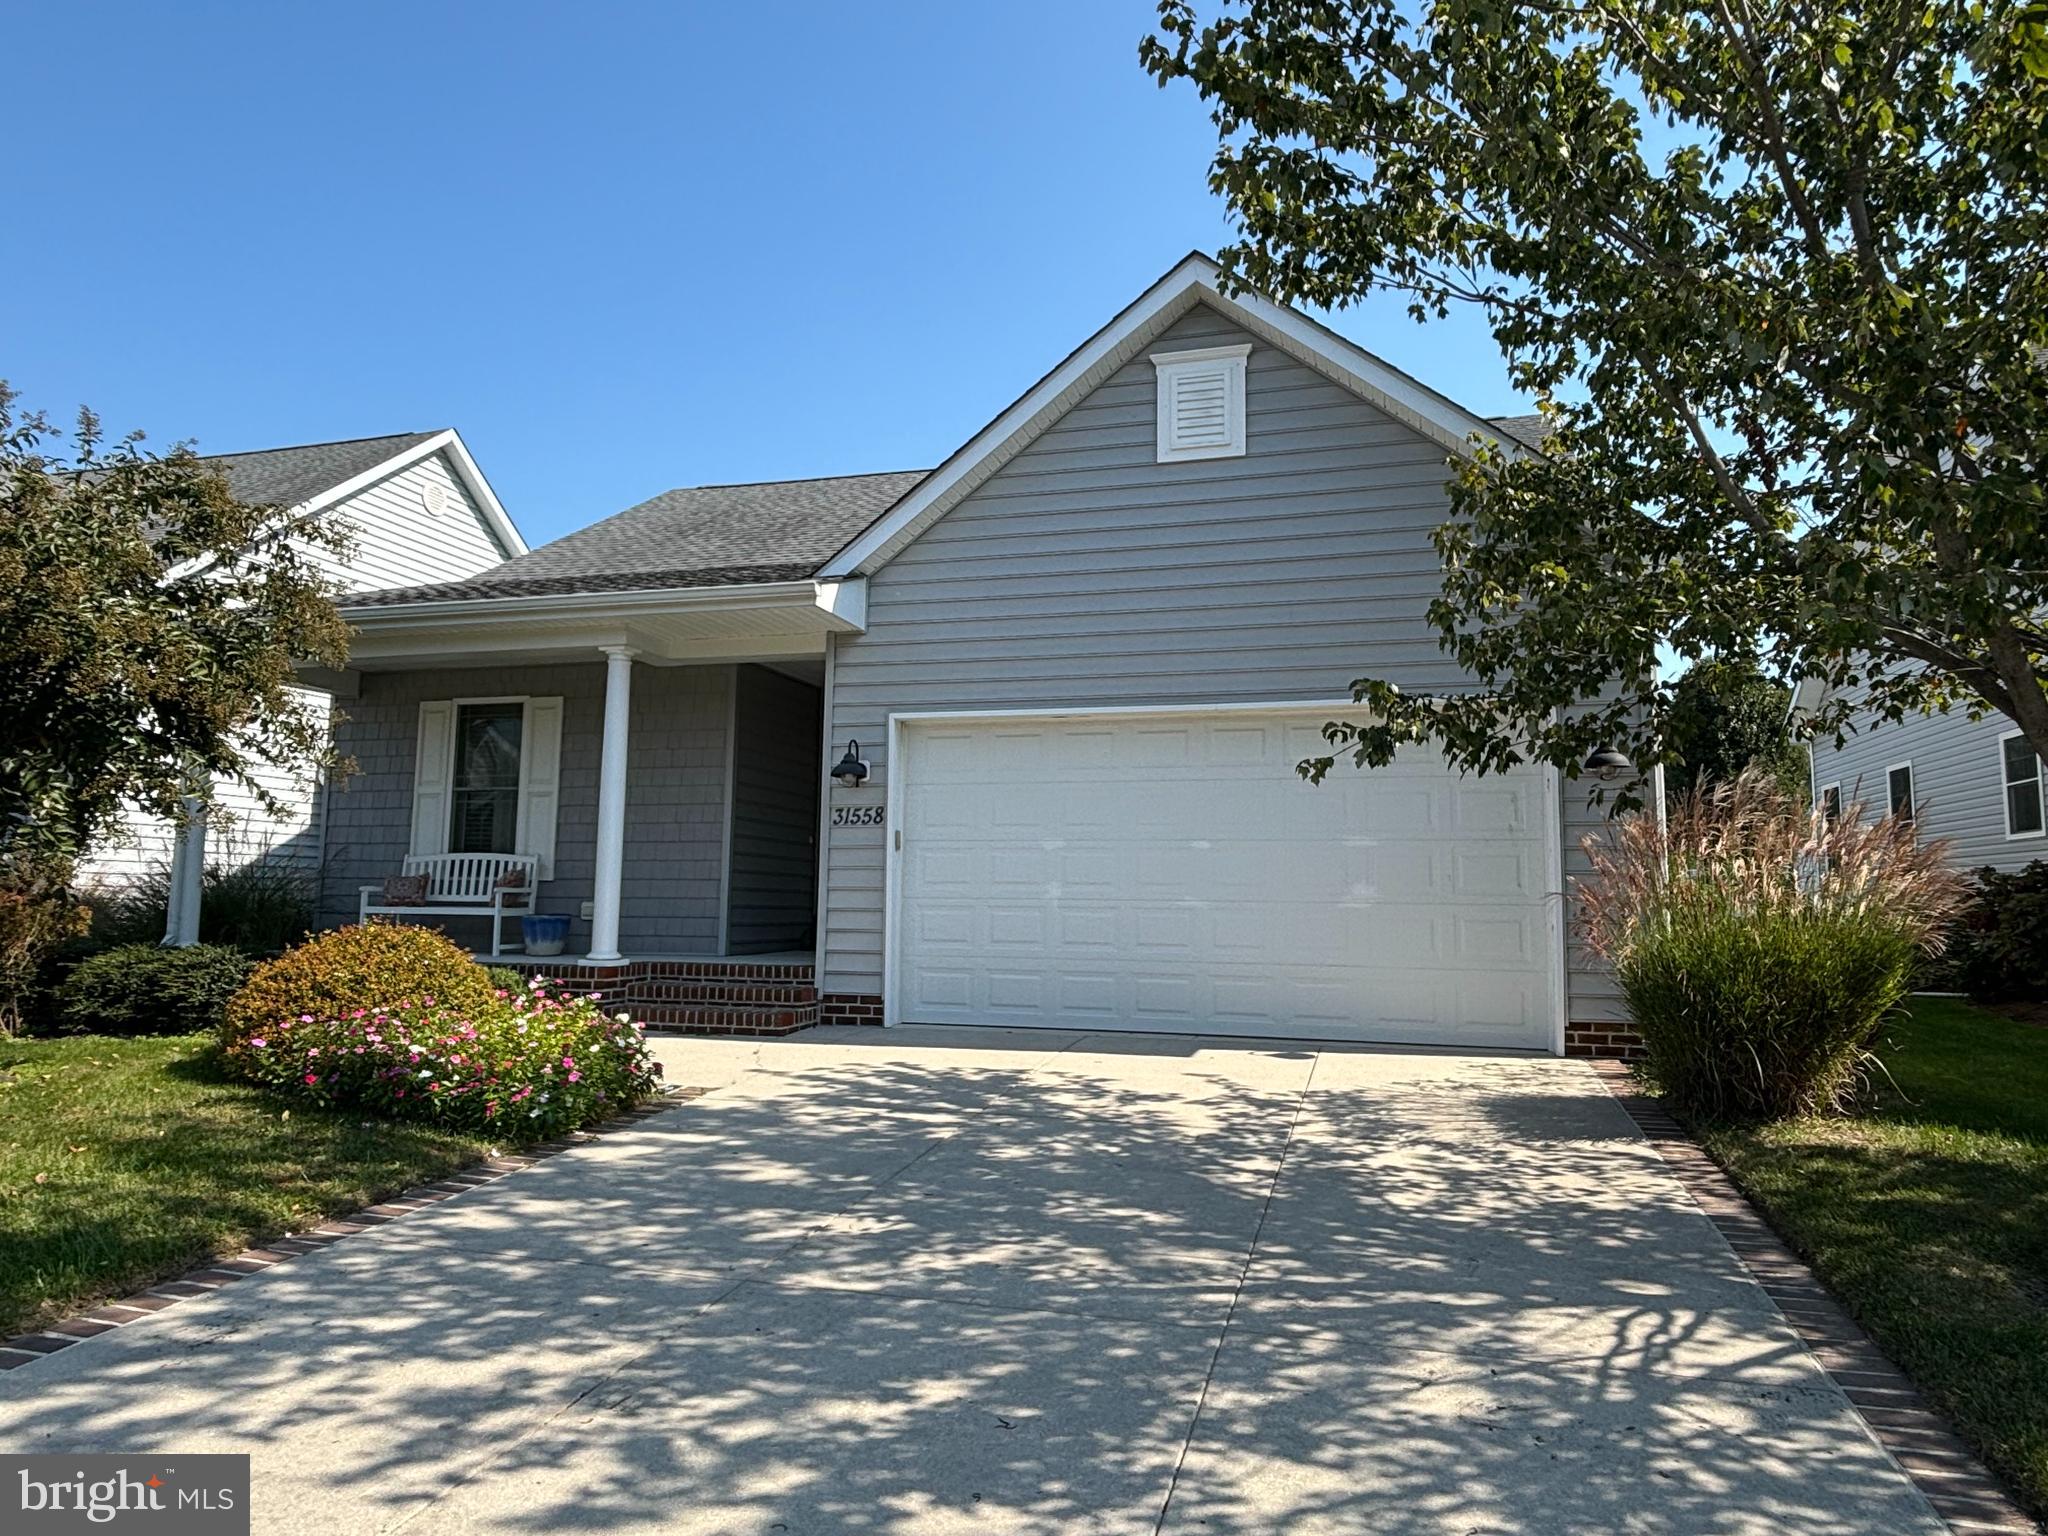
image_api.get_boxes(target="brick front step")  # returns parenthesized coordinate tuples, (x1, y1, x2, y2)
(636, 1001, 819, 1037)
(628, 980, 818, 1007)
(497, 956, 814, 986)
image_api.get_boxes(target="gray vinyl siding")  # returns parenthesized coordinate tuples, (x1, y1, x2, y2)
(725, 667, 824, 952)
(821, 300, 1626, 1027)
(1812, 702, 2047, 872)
(320, 661, 731, 954)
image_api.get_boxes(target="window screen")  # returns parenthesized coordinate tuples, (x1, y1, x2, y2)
(2005, 735, 2044, 837)
(450, 703, 523, 854)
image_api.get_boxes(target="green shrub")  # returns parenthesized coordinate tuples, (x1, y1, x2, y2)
(222, 977, 663, 1137)
(1946, 861, 2048, 1002)
(1578, 771, 1968, 1119)
(59, 943, 253, 1036)
(89, 853, 315, 954)
(223, 923, 498, 1051)
(485, 965, 528, 993)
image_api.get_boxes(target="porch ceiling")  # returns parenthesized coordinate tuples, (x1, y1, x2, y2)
(327, 577, 864, 673)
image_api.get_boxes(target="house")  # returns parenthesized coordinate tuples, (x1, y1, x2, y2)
(320, 254, 1654, 1055)
(1799, 679, 2047, 873)
(79, 430, 525, 938)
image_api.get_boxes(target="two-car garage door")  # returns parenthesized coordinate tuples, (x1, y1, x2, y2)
(894, 710, 1562, 1051)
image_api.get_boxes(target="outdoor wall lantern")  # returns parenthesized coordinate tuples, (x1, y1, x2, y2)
(831, 739, 871, 788)
(1583, 744, 1635, 782)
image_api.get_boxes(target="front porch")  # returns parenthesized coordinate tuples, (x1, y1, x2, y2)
(319, 573, 864, 975)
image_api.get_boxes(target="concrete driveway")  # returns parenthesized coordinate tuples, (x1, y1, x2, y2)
(0, 1026, 1944, 1535)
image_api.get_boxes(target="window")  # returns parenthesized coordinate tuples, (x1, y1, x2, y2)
(1887, 763, 1915, 823)
(1150, 343, 1250, 461)
(2004, 732, 2045, 838)
(450, 703, 523, 853)
(409, 696, 563, 877)
(1820, 784, 1842, 823)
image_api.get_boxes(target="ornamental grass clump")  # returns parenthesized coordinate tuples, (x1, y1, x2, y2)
(1577, 769, 1968, 1121)
(221, 974, 663, 1138)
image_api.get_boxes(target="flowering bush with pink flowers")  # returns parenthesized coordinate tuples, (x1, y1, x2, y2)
(221, 976, 663, 1138)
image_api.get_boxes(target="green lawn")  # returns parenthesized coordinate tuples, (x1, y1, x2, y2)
(1695, 997, 2048, 1518)
(0, 1033, 497, 1339)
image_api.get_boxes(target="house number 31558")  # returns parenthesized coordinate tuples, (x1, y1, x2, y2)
(830, 805, 886, 827)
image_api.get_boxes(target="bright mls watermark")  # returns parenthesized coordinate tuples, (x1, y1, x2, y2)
(3, 1455, 249, 1533)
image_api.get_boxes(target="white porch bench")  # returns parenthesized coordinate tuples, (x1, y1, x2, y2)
(359, 853, 539, 959)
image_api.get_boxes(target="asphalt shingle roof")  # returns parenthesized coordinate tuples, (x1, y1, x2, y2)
(199, 431, 441, 508)
(1488, 413, 1554, 451)
(345, 469, 929, 607)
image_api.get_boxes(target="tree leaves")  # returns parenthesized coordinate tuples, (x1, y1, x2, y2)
(0, 387, 350, 865)
(1145, 0, 2048, 797)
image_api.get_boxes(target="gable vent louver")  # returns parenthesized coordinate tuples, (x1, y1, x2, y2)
(1151, 343, 1251, 462)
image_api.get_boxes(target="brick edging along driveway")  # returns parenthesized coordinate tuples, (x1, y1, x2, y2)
(1590, 1060, 2042, 1536)
(0, 1087, 711, 1375)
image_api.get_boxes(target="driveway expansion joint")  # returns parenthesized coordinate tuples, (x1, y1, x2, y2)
(1590, 1058, 2043, 1536)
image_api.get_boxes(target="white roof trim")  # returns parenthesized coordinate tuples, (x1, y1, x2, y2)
(1788, 674, 1830, 722)
(820, 252, 1520, 580)
(298, 428, 528, 558)
(339, 578, 862, 633)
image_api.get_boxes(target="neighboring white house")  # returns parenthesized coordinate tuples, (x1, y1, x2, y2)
(1799, 678, 2048, 874)
(314, 254, 1658, 1056)
(77, 430, 526, 937)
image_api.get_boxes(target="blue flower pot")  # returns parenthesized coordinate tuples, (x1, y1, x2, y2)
(521, 914, 571, 957)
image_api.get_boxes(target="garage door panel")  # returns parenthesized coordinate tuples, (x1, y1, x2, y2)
(1133, 973, 1200, 1017)
(1452, 847, 1536, 899)
(986, 845, 1053, 890)
(897, 713, 1558, 1049)
(1057, 905, 1119, 948)
(913, 968, 975, 1010)
(913, 903, 978, 948)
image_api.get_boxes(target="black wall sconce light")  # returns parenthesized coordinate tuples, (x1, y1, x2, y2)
(831, 738, 870, 788)
(1582, 744, 1635, 782)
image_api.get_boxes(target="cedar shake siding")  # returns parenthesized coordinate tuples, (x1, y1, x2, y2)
(321, 662, 732, 955)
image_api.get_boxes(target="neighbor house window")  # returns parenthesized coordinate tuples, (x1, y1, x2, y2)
(450, 702, 523, 854)
(2004, 732, 2045, 838)
(1887, 763, 1915, 823)
(1820, 784, 1841, 824)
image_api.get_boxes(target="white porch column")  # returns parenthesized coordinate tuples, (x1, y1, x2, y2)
(586, 645, 636, 963)
(162, 792, 207, 948)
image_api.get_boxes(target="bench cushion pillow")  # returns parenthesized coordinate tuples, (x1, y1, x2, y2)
(382, 873, 430, 907)
(495, 869, 531, 906)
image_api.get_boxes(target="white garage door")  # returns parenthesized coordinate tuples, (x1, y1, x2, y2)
(894, 710, 1561, 1049)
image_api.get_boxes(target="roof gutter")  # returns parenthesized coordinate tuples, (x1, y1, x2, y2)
(340, 577, 864, 632)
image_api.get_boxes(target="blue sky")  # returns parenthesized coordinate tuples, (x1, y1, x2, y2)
(4, 2, 1523, 550)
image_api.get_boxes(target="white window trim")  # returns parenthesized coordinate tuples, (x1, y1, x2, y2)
(1999, 728, 2046, 840)
(1150, 343, 1251, 462)
(1819, 782, 1842, 822)
(1885, 760, 1916, 822)
(878, 699, 1569, 1057)
(412, 694, 564, 879)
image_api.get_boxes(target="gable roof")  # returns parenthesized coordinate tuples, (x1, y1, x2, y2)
(201, 432, 441, 508)
(819, 252, 1534, 579)
(343, 253, 1535, 615)
(345, 470, 925, 608)
(196, 427, 527, 559)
